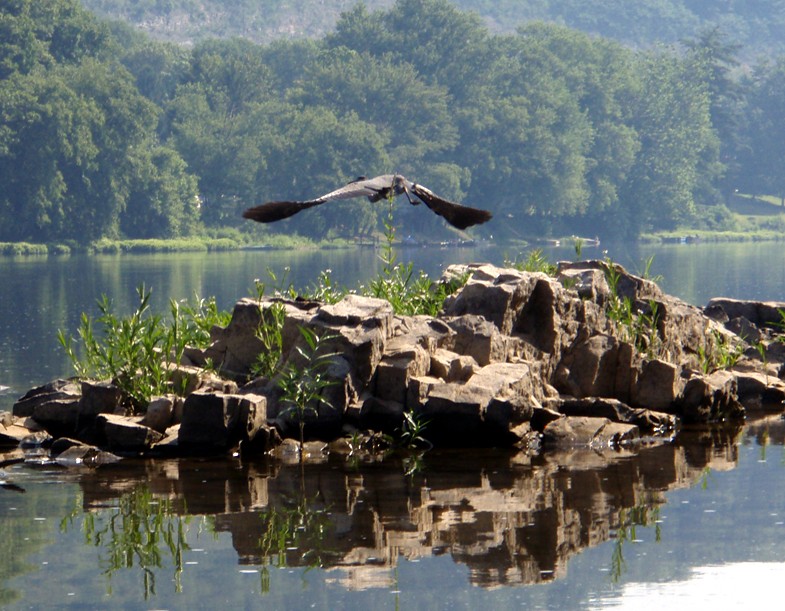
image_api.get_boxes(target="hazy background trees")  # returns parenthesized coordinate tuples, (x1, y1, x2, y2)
(2, 0, 785, 243)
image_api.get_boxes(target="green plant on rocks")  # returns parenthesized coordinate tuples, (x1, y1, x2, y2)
(277, 326, 339, 458)
(304, 269, 347, 304)
(250, 302, 286, 380)
(57, 285, 229, 413)
(365, 197, 468, 316)
(508, 249, 557, 275)
(398, 409, 432, 451)
(697, 329, 745, 373)
(247, 277, 286, 380)
(603, 261, 663, 358)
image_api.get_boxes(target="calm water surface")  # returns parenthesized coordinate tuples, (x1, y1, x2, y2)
(2, 240, 785, 609)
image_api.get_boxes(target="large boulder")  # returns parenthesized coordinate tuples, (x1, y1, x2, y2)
(312, 294, 395, 385)
(203, 297, 318, 379)
(178, 390, 267, 452)
(78, 380, 123, 417)
(675, 370, 744, 423)
(553, 335, 636, 400)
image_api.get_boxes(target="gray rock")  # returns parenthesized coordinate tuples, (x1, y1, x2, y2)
(442, 315, 507, 365)
(98, 414, 164, 452)
(0, 414, 45, 445)
(141, 395, 177, 433)
(22, 261, 785, 455)
(50, 437, 87, 456)
(676, 370, 744, 423)
(632, 359, 684, 411)
(178, 390, 267, 451)
(542, 416, 639, 447)
(549, 397, 677, 434)
(31, 398, 81, 438)
(375, 342, 430, 403)
(705, 297, 785, 329)
(359, 396, 406, 433)
(733, 370, 785, 410)
(13, 379, 81, 418)
(79, 380, 122, 417)
(54, 445, 121, 467)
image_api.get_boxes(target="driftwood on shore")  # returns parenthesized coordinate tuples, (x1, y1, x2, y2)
(4, 260, 785, 461)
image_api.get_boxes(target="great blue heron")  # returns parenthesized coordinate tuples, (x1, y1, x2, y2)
(242, 174, 493, 230)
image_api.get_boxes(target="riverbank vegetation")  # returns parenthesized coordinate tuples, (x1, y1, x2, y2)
(4, 0, 785, 247)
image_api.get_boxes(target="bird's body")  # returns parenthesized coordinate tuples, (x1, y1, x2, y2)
(243, 174, 492, 230)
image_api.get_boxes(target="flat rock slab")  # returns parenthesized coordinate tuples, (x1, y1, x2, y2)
(0, 416, 41, 445)
(98, 414, 164, 452)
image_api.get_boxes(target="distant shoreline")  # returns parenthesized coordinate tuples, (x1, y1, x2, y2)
(2, 227, 785, 257)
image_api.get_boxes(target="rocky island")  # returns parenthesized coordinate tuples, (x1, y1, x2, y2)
(4, 260, 785, 464)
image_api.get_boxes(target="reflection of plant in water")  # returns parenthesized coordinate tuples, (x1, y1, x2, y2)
(397, 410, 432, 477)
(256, 496, 334, 593)
(699, 466, 713, 490)
(610, 504, 661, 582)
(402, 452, 427, 477)
(61, 485, 196, 599)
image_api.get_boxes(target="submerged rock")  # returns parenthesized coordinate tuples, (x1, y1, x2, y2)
(54, 445, 121, 468)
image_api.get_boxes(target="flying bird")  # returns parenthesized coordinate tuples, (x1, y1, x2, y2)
(242, 174, 493, 230)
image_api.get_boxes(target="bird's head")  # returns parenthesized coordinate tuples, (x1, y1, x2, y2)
(392, 175, 415, 204)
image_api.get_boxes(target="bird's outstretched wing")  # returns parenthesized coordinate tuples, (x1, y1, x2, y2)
(242, 199, 325, 223)
(242, 176, 395, 223)
(409, 183, 493, 230)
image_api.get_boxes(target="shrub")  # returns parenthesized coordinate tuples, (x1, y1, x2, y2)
(58, 285, 230, 412)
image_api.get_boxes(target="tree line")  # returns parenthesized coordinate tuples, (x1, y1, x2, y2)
(2, 0, 785, 244)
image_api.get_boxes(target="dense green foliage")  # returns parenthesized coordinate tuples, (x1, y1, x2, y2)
(0, 0, 199, 242)
(3, 0, 785, 244)
(58, 285, 230, 410)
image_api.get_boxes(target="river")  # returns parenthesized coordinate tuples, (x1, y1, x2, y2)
(1, 240, 785, 608)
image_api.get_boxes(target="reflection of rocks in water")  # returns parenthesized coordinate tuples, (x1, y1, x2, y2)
(74, 427, 746, 590)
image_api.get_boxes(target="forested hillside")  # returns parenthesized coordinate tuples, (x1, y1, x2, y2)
(2, 0, 785, 244)
(80, 0, 785, 59)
